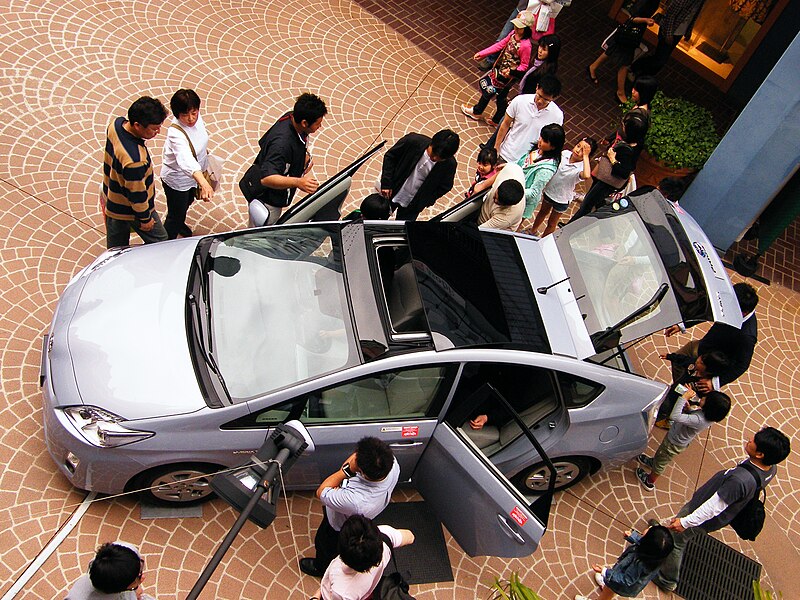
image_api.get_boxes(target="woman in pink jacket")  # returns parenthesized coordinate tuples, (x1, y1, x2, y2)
(461, 11, 534, 127)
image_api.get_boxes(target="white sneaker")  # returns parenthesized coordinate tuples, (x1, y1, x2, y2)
(574, 595, 591, 600)
(595, 571, 605, 587)
(460, 104, 483, 120)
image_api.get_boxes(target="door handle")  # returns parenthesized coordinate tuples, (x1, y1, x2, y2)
(496, 514, 526, 544)
(388, 441, 424, 447)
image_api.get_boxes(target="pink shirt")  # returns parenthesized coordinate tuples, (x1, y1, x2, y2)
(477, 32, 533, 74)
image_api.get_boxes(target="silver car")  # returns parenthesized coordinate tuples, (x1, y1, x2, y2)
(41, 149, 741, 558)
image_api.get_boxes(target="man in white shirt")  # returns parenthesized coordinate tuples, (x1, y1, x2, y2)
(652, 426, 790, 592)
(494, 74, 564, 164)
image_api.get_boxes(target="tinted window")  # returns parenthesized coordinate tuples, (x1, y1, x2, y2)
(223, 366, 455, 428)
(555, 372, 604, 409)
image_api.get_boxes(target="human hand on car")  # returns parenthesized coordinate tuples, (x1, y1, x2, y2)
(469, 414, 489, 430)
(297, 175, 319, 193)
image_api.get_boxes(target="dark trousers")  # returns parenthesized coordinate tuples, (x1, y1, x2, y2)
(568, 179, 619, 222)
(105, 212, 167, 248)
(473, 86, 511, 124)
(631, 32, 681, 77)
(391, 201, 423, 221)
(163, 180, 196, 240)
(312, 511, 340, 572)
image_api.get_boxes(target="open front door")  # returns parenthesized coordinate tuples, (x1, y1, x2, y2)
(412, 418, 548, 558)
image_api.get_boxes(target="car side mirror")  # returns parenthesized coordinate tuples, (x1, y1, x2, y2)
(283, 420, 315, 452)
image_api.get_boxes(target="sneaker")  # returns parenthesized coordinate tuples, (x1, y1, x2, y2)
(637, 454, 654, 468)
(636, 467, 655, 490)
(460, 104, 483, 120)
(654, 418, 671, 430)
(574, 596, 591, 600)
(594, 571, 605, 587)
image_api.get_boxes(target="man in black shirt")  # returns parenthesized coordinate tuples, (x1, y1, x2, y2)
(248, 93, 327, 224)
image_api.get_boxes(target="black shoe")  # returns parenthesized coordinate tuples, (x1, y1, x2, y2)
(180, 224, 193, 237)
(299, 557, 325, 578)
(637, 454, 654, 468)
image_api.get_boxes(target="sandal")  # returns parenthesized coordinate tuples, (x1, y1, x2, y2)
(585, 65, 598, 85)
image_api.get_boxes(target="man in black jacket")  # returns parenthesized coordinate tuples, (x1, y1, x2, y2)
(665, 282, 758, 388)
(377, 129, 460, 221)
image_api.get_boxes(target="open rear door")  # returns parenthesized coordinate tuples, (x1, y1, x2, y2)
(412, 385, 553, 558)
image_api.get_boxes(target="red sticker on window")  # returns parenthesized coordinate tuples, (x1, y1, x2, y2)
(510, 506, 528, 526)
(401, 426, 419, 437)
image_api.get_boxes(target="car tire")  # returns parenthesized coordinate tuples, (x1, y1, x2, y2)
(511, 457, 591, 493)
(129, 463, 220, 506)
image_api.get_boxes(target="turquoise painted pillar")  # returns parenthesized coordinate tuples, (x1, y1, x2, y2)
(680, 32, 800, 252)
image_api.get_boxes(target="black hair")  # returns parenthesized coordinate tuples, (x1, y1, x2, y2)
(293, 92, 327, 126)
(517, 26, 533, 40)
(338, 515, 384, 572)
(632, 75, 659, 107)
(622, 112, 649, 145)
(430, 129, 460, 160)
(89, 543, 141, 594)
(581, 136, 598, 157)
(537, 74, 561, 98)
(496, 180, 525, 206)
(359, 193, 391, 220)
(169, 89, 201, 118)
(128, 96, 168, 128)
(754, 427, 791, 466)
(355, 437, 394, 481)
(636, 526, 674, 570)
(533, 123, 565, 161)
(701, 391, 731, 423)
(536, 34, 561, 68)
(734, 282, 759, 314)
(697, 350, 730, 376)
(658, 177, 686, 202)
(477, 146, 498, 166)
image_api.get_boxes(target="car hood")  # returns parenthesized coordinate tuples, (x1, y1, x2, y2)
(65, 239, 205, 420)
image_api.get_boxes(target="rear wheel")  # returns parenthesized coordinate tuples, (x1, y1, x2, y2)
(511, 457, 591, 493)
(130, 463, 220, 506)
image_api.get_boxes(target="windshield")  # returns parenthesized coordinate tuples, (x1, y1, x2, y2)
(557, 208, 682, 342)
(201, 226, 359, 401)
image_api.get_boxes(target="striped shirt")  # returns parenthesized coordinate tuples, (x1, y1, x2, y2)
(102, 117, 156, 222)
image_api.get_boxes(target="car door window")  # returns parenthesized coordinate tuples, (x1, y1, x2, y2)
(447, 362, 560, 456)
(224, 366, 455, 428)
(556, 372, 604, 409)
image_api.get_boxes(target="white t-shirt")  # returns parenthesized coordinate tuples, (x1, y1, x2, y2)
(320, 525, 403, 600)
(543, 150, 583, 204)
(160, 114, 210, 191)
(499, 96, 564, 163)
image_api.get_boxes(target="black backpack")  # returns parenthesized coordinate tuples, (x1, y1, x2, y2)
(728, 462, 766, 541)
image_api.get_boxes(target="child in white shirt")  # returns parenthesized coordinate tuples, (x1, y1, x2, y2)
(530, 137, 595, 236)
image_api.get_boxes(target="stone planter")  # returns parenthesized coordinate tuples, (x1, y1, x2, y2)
(635, 149, 697, 187)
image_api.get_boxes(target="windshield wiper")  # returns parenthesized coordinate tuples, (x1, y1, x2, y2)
(590, 283, 669, 352)
(188, 293, 231, 402)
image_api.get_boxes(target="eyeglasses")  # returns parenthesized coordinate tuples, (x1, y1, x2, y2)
(535, 91, 552, 106)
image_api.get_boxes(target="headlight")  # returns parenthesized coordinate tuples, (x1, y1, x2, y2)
(61, 406, 154, 447)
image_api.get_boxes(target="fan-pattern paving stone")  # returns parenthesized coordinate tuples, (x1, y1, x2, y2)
(0, 0, 797, 598)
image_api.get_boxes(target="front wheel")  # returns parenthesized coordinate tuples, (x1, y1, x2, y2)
(129, 463, 220, 506)
(511, 457, 591, 493)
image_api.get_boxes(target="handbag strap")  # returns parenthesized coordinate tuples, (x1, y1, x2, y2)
(170, 123, 198, 160)
(379, 531, 401, 573)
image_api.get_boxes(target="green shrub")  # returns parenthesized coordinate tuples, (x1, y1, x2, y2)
(622, 91, 721, 170)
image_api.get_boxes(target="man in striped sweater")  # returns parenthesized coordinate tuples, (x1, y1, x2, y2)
(102, 96, 168, 248)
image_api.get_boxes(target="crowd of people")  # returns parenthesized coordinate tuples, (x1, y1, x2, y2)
(87, 2, 794, 599)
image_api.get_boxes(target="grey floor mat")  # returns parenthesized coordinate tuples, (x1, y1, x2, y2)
(676, 532, 762, 600)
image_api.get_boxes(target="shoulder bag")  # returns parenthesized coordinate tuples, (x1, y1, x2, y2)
(728, 462, 766, 541)
(374, 534, 415, 600)
(170, 124, 218, 198)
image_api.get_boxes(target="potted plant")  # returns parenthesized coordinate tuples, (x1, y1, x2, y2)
(623, 91, 721, 186)
(487, 572, 543, 599)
